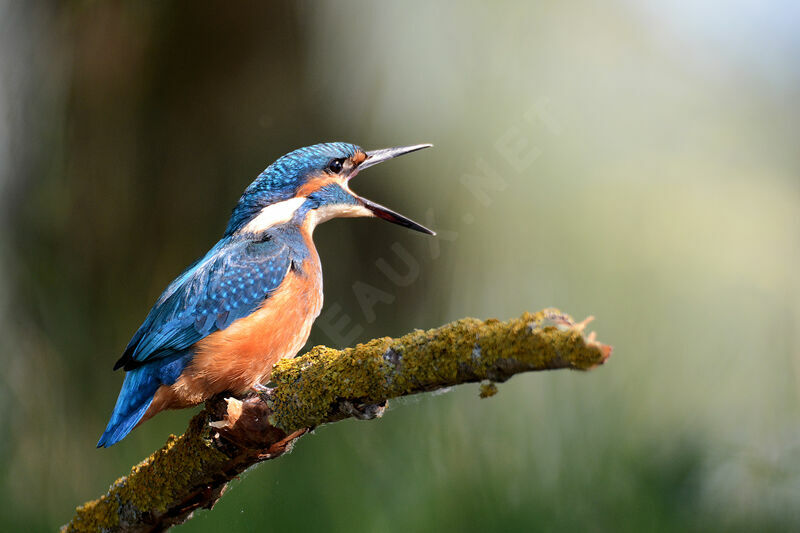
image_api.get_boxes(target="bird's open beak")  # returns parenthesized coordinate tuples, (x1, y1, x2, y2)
(353, 144, 436, 235)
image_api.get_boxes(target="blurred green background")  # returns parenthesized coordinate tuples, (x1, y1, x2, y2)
(1, 1, 798, 531)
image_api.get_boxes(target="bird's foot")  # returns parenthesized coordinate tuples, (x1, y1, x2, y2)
(251, 382, 274, 400)
(251, 383, 269, 393)
(340, 400, 387, 420)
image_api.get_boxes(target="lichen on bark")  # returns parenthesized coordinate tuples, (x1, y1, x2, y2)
(267, 309, 609, 431)
(63, 309, 611, 532)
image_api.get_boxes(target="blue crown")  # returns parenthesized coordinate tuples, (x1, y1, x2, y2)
(225, 142, 360, 235)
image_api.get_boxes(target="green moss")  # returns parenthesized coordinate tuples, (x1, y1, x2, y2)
(63, 412, 231, 532)
(479, 381, 499, 398)
(269, 309, 609, 431)
(64, 309, 610, 531)
(64, 494, 120, 533)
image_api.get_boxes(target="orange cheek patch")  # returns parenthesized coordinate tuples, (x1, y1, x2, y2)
(352, 150, 367, 165)
(295, 175, 338, 197)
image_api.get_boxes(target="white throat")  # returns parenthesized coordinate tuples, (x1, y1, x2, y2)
(305, 203, 372, 231)
(239, 197, 372, 235)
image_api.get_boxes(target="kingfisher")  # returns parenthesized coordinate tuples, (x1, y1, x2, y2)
(98, 142, 434, 447)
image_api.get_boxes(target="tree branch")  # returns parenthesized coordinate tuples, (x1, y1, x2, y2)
(63, 309, 611, 532)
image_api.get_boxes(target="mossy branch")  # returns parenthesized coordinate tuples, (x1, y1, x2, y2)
(63, 309, 611, 532)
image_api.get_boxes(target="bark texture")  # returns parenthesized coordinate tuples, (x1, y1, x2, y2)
(63, 309, 611, 532)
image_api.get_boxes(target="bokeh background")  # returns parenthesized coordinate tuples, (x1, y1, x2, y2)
(1, 1, 798, 531)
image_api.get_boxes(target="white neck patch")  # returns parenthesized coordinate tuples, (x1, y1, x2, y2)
(239, 191, 373, 236)
(240, 197, 306, 234)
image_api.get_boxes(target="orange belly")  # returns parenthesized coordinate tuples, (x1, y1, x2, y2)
(142, 257, 322, 421)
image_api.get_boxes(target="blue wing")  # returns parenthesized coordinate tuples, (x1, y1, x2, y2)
(114, 235, 293, 371)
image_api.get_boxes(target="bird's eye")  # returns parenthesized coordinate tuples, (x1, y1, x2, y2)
(327, 158, 344, 174)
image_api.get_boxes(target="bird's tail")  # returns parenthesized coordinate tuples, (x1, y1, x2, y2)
(97, 367, 160, 447)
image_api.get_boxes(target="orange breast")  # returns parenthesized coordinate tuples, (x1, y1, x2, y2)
(142, 251, 323, 420)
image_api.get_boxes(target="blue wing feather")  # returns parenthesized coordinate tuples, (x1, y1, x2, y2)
(114, 235, 292, 371)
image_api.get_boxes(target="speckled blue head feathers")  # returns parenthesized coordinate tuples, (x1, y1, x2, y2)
(225, 142, 360, 235)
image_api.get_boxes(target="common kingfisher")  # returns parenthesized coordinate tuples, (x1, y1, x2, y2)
(98, 142, 434, 447)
